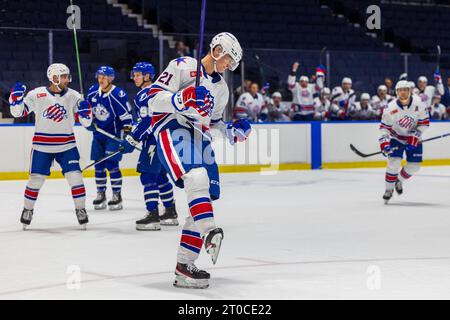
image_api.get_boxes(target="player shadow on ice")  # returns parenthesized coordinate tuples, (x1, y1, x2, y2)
(386, 201, 447, 207)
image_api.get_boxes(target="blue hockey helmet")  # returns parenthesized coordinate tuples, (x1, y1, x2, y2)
(131, 62, 155, 80)
(96, 65, 115, 79)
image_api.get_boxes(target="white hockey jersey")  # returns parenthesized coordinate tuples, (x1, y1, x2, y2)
(371, 94, 394, 117)
(147, 56, 229, 136)
(288, 75, 323, 115)
(331, 86, 356, 115)
(313, 97, 330, 120)
(380, 96, 429, 143)
(348, 102, 376, 120)
(417, 83, 444, 108)
(10, 87, 87, 153)
(234, 92, 265, 121)
(429, 103, 447, 120)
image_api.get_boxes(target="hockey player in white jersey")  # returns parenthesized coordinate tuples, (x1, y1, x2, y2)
(416, 72, 444, 108)
(288, 62, 325, 121)
(348, 93, 376, 120)
(330, 77, 356, 120)
(233, 82, 265, 121)
(429, 94, 447, 120)
(144, 32, 249, 289)
(379, 80, 430, 204)
(313, 87, 331, 120)
(9, 63, 92, 229)
(371, 85, 394, 118)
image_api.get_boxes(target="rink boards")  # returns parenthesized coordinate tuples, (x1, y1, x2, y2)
(1, 122, 450, 179)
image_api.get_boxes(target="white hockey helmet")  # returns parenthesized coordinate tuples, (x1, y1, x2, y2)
(210, 32, 243, 71)
(342, 77, 352, 85)
(377, 85, 387, 93)
(361, 93, 370, 101)
(272, 91, 282, 99)
(47, 63, 72, 86)
(321, 87, 331, 96)
(418, 76, 428, 84)
(408, 81, 416, 89)
(395, 80, 411, 97)
(299, 75, 309, 82)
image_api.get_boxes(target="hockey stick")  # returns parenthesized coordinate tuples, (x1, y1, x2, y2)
(93, 124, 142, 152)
(436, 45, 441, 73)
(319, 46, 327, 66)
(195, 0, 207, 87)
(82, 147, 124, 171)
(69, 0, 84, 96)
(350, 132, 450, 158)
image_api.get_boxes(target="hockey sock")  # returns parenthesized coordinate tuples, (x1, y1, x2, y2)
(106, 161, 122, 194)
(140, 173, 159, 211)
(66, 171, 86, 210)
(399, 162, 420, 183)
(385, 157, 401, 190)
(157, 173, 175, 208)
(24, 174, 46, 210)
(94, 162, 107, 193)
(177, 216, 204, 265)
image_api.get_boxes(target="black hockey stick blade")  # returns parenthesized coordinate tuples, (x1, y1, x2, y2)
(349, 144, 381, 158)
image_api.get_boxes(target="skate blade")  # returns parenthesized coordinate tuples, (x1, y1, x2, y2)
(160, 219, 179, 226)
(94, 203, 107, 210)
(206, 233, 223, 265)
(108, 204, 123, 211)
(136, 223, 161, 231)
(173, 275, 209, 289)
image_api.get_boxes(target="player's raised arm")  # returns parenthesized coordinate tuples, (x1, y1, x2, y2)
(287, 62, 300, 91)
(9, 83, 35, 118)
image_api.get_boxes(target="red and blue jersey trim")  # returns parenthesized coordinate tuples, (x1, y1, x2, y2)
(32, 132, 76, 146)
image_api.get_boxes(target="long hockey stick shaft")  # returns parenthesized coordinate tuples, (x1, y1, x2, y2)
(195, 0, 207, 87)
(70, 0, 84, 96)
(94, 124, 142, 152)
(82, 148, 123, 171)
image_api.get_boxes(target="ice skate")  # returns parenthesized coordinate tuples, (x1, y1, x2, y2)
(160, 204, 179, 226)
(395, 180, 403, 195)
(21, 208, 33, 230)
(93, 191, 107, 210)
(75, 208, 89, 230)
(108, 192, 123, 211)
(203, 228, 224, 265)
(383, 190, 393, 204)
(136, 209, 161, 231)
(173, 263, 210, 289)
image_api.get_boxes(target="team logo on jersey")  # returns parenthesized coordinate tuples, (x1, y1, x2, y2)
(43, 104, 67, 122)
(397, 115, 415, 129)
(37, 93, 47, 98)
(190, 71, 203, 78)
(301, 90, 310, 98)
(140, 106, 148, 118)
(199, 92, 215, 118)
(139, 93, 148, 102)
(420, 94, 428, 103)
(175, 57, 187, 66)
(93, 104, 110, 121)
(118, 90, 126, 98)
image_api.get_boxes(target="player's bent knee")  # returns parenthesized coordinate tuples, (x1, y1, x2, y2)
(182, 167, 209, 197)
(28, 174, 46, 189)
(65, 171, 84, 187)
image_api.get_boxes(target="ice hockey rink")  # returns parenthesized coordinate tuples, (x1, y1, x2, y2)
(1, 167, 450, 300)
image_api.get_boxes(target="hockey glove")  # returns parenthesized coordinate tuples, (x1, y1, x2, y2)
(315, 64, 326, 78)
(120, 135, 139, 154)
(379, 137, 392, 157)
(77, 100, 92, 120)
(434, 70, 442, 83)
(9, 83, 26, 105)
(226, 118, 252, 145)
(406, 133, 420, 151)
(172, 86, 210, 116)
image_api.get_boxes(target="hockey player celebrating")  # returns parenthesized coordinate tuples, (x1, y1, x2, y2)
(86, 66, 133, 211)
(288, 62, 325, 121)
(8, 63, 92, 229)
(145, 32, 249, 289)
(120, 62, 178, 230)
(416, 72, 444, 108)
(379, 80, 430, 204)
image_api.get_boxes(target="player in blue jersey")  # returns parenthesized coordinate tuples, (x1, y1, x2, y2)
(86, 66, 132, 211)
(121, 62, 178, 230)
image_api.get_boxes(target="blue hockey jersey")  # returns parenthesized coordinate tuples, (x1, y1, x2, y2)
(129, 86, 153, 143)
(87, 84, 132, 137)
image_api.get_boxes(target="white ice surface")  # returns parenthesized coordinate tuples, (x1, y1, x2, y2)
(0, 167, 450, 300)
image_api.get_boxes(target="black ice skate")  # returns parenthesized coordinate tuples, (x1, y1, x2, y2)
(136, 209, 161, 231)
(21, 208, 33, 230)
(93, 191, 107, 210)
(108, 192, 123, 211)
(383, 190, 393, 204)
(75, 208, 89, 230)
(203, 228, 224, 265)
(160, 204, 179, 226)
(173, 263, 210, 289)
(395, 180, 403, 195)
